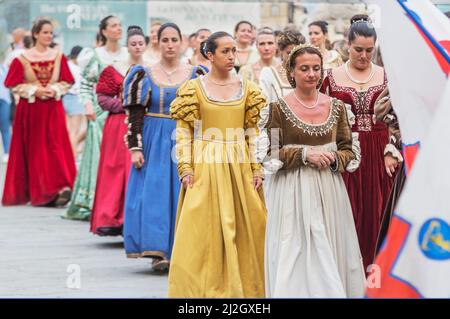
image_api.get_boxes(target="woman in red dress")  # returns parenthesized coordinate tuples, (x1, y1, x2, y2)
(321, 15, 394, 272)
(89, 26, 146, 236)
(2, 19, 76, 206)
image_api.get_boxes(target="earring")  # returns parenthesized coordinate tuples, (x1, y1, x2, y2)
(290, 78, 296, 89)
(287, 74, 296, 88)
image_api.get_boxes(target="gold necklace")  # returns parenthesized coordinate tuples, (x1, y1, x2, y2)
(159, 62, 180, 83)
(206, 76, 235, 86)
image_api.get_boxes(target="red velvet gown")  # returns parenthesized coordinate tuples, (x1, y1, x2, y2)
(321, 69, 394, 271)
(2, 54, 76, 206)
(89, 65, 131, 235)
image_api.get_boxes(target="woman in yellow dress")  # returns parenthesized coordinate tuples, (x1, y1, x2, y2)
(168, 31, 267, 298)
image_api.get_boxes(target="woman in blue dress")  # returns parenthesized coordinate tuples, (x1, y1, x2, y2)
(122, 23, 206, 271)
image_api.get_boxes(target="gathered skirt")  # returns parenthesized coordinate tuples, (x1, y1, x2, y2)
(90, 113, 131, 233)
(2, 98, 76, 206)
(265, 143, 366, 298)
(168, 138, 267, 298)
(342, 129, 395, 271)
(63, 108, 107, 220)
(124, 116, 180, 259)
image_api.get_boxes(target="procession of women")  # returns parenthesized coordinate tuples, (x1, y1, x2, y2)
(3, 5, 446, 298)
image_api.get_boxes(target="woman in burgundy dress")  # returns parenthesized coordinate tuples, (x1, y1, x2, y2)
(90, 26, 146, 236)
(2, 19, 75, 207)
(321, 15, 394, 272)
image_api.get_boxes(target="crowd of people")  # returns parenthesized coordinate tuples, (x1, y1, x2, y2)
(0, 13, 409, 298)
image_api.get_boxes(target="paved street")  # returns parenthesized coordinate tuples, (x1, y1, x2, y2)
(0, 161, 168, 298)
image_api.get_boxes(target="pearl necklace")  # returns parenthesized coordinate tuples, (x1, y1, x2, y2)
(293, 90, 320, 109)
(344, 60, 375, 87)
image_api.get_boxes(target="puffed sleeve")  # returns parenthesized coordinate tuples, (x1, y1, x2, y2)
(170, 79, 200, 180)
(49, 54, 74, 101)
(96, 66, 123, 113)
(122, 65, 151, 151)
(5, 58, 39, 103)
(262, 102, 285, 173)
(374, 88, 403, 162)
(244, 80, 267, 178)
(332, 100, 356, 173)
(341, 102, 361, 173)
(78, 48, 99, 106)
(96, 65, 121, 96)
(194, 65, 208, 77)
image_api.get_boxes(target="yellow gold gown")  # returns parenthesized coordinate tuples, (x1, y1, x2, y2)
(168, 77, 267, 298)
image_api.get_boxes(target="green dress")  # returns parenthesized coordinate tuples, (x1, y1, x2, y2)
(62, 46, 128, 220)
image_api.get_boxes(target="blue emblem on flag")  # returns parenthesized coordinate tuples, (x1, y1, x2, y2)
(418, 218, 450, 260)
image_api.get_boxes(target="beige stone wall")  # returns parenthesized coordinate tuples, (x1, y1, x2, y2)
(260, 2, 290, 29)
(293, 3, 369, 41)
(259, 1, 371, 43)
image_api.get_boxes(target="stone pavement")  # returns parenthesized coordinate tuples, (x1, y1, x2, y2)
(0, 161, 168, 298)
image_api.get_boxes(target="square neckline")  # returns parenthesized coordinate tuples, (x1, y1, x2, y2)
(279, 96, 336, 127)
(147, 64, 195, 88)
(20, 53, 59, 64)
(197, 76, 246, 105)
(327, 68, 387, 94)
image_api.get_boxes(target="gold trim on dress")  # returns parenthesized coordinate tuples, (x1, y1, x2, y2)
(147, 64, 195, 89)
(278, 97, 340, 136)
(196, 77, 248, 106)
(19, 52, 63, 86)
(270, 66, 291, 90)
(145, 112, 171, 119)
(159, 87, 164, 113)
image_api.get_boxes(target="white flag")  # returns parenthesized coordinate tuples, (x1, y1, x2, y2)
(367, 78, 450, 298)
(365, 0, 450, 298)
(369, 0, 450, 174)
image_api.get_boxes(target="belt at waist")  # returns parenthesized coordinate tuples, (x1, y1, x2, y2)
(145, 112, 171, 119)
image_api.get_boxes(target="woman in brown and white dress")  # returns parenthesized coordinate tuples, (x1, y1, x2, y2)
(263, 44, 365, 298)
